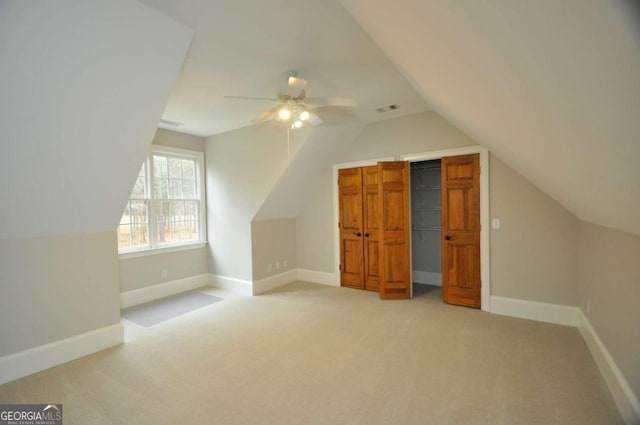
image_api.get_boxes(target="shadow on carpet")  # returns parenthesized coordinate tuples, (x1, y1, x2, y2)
(122, 291, 222, 327)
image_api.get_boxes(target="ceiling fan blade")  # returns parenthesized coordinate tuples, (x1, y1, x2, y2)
(251, 105, 281, 124)
(309, 106, 358, 125)
(224, 95, 280, 102)
(307, 113, 323, 126)
(305, 97, 357, 107)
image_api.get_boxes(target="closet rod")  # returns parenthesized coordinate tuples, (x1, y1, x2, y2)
(412, 225, 442, 231)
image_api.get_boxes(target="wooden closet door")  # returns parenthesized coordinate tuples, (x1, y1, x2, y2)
(339, 168, 364, 289)
(378, 161, 411, 299)
(441, 154, 481, 308)
(363, 166, 380, 292)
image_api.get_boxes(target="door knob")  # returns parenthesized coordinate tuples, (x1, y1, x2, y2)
(444, 235, 452, 240)
(354, 232, 362, 237)
(365, 233, 370, 237)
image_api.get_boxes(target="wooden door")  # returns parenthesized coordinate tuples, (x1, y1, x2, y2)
(378, 161, 411, 299)
(339, 168, 364, 289)
(363, 166, 380, 292)
(441, 154, 481, 308)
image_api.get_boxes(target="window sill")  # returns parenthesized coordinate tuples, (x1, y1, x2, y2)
(118, 242, 207, 260)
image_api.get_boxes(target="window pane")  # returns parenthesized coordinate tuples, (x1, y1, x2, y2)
(154, 178, 169, 199)
(154, 155, 168, 178)
(131, 175, 146, 198)
(184, 200, 197, 221)
(119, 149, 203, 253)
(185, 220, 198, 241)
(171, 200, 183, 221)
(169, 157, 182, 179)
(131, 224, 149, 247)
(117, 225, 131, 249)
(130, 200, 148, 224)
(182, 159, 195, 180)
(172, 221, 185, 242)
(156, 200, 169, 243)
(169, 179, 183, 199)
(182, 180, 195, 199)
(120, 202, 131, 225)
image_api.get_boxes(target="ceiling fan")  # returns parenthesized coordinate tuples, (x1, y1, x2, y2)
(224, 72, 357, 129)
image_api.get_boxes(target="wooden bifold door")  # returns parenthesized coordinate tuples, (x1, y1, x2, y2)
(441, 154, 481, 308)
(338, 166, 379, 291)
(339, 162, 411, 299)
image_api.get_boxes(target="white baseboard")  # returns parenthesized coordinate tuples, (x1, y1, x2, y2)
(210, 270, 338, 296)
(577, 310, 640, 425)
(209, 273, 253, 296)
(297, 269, 339, 287)
(253, 269, 298, 295)
(490, 296, 580, 327)
(0, 323, 123, 385)
(120, 273, 209, 309)
(489, 296, 639, 424)
(412, 270, 442, 286)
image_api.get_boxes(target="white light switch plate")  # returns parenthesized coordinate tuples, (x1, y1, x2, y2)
(492, 219, 501, 229)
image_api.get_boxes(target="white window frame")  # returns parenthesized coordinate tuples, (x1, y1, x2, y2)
(118, 145, 207, 259)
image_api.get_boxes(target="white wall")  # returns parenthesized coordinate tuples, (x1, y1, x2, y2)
(254, 123, 363, 220)
(251, 219, 297, 281)
(0, 1, 193, 239)
(296, 111, 580, 306)
(490, 156, 579, 305)
(296, 111, 473, 273)
(206, 120, 364, 284)
(578, 222, 640, 402)
(0, 1, 192, 365)
(296, 171, 336, 273)
(205, 122, 309, 281)
(339, 0, 640, 237)
(0, 232, 120, 356)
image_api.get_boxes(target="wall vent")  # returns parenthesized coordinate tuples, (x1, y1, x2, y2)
(376, 104, 400, 113)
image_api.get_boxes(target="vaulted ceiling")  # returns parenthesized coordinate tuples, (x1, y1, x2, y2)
(339, 0, 640, 235)
(141, 0, 640, 236)
(139, 0, 428, 136)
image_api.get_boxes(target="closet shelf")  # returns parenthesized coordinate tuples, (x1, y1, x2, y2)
(414, 185, 441, 191)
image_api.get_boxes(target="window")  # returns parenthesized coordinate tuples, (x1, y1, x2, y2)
(117, 145, 206, 254)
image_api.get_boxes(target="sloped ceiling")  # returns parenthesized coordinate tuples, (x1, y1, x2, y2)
(138, 0, 428, 136)
(254, 122, 364, 221)
(340, 0, 640, 236)
(0, 1, 193, 239)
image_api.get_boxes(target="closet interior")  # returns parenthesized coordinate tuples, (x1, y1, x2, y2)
(410, 160, 442, 287)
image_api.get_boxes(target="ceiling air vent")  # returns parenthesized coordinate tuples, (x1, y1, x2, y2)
(376, 104, 400, 113)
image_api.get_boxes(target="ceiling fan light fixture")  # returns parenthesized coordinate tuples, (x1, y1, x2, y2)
(299, 110, 310, 121)
(293, 120, 303, 128)
(278, 107, 292, 121)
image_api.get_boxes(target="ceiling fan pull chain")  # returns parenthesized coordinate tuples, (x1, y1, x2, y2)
(287, 123, 291, 175)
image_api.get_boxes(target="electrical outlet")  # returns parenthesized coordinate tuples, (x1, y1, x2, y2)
(161, 269, 168, 279)
(267, 263, 272, 273)
(283, 259, 288, 268)
(275, 261, 280, 270)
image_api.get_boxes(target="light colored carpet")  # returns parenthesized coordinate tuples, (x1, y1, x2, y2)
(0, 281, 623, 424)
(121, 291, 222, 327)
